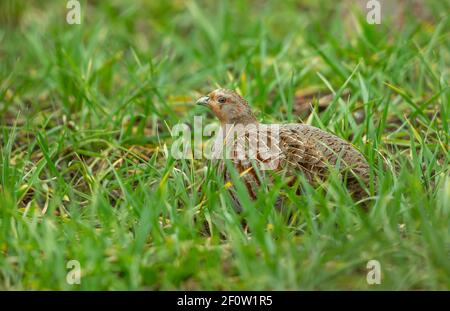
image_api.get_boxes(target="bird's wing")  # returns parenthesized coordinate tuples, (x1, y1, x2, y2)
(278, 125, 329, 183)
(279, 124, 370, 184)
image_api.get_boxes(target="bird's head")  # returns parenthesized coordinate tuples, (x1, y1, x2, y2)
(196, 89, 257, 125)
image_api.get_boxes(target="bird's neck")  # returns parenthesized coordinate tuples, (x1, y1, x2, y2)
(221, 115, 258, 128)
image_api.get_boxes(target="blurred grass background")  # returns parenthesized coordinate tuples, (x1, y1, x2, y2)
(0, 0, 449, 289)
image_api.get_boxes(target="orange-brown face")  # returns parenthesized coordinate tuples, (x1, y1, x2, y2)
(196, 89, 256, 124)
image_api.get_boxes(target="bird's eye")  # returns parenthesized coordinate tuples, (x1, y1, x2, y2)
(218, 97, 226, 104)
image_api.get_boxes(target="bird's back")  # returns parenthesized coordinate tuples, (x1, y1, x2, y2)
(278, 124, 370, 198)
(218, 123, 371, 206)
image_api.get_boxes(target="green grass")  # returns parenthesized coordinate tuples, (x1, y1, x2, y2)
(0, 0, 449, 290)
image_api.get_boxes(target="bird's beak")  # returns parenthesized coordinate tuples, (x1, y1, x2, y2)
(196, 96, 210, 107)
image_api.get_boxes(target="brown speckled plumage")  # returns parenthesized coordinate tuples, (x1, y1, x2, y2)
(197, 89, 371, 207)
(277, 124, 370, 199)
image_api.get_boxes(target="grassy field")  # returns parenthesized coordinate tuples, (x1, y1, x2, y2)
(0, 0, 449, 290)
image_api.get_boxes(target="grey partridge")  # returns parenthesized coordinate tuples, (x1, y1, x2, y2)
(197, 89, 371, 207)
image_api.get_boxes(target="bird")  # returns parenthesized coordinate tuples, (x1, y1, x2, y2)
(196, 88, 371, 208)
